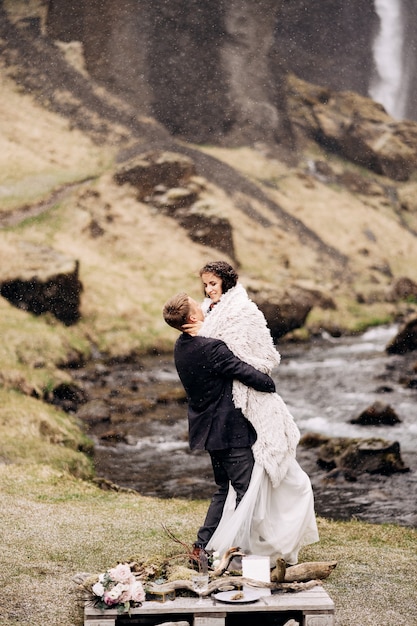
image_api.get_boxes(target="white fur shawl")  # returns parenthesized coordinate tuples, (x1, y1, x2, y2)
(199, 283, 300, 487)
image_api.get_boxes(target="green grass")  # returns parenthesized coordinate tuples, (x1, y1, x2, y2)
(0, 463, 416, 626)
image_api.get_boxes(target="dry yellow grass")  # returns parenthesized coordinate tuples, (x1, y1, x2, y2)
(0, 74, 108, 212)
(1, 63, 417, 354)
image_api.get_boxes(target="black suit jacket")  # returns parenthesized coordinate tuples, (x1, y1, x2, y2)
(174, 334, 276, 451)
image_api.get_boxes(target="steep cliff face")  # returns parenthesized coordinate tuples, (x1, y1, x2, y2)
(403, 0, 417, 121)
(47, 0, 290, 146)
(47, 0, 154, 114)
(272, 1, 378, 97)
(43, 0, 417, 137)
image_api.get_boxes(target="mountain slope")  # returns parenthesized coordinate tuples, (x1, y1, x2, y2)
(0, 3, 417, 365)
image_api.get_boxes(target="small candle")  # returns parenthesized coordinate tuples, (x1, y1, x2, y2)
(241, 555, 270, 583)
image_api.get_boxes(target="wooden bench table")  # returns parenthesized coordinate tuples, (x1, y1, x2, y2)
(84, 585, 334, 626)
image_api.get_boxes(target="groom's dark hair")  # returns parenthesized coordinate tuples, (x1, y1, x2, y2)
(162, 292, 190, 330)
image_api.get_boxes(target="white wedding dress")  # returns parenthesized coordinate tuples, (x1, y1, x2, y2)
(199, 283, 319, 564)
(206, 460, 318, 565)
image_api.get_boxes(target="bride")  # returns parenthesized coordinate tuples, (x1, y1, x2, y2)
(184, 261, 319, 565)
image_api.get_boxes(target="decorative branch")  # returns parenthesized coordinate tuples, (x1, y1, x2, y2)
(145, 576, 322, 596)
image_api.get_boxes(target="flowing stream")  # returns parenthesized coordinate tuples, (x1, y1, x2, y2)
(76, 325, 417, 527)
(280, 325, 417, 453)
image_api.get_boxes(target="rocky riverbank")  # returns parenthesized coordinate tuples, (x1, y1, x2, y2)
(61, 327, 417, 527)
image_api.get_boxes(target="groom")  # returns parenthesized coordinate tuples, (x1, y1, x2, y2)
(162, 292, 276, 554)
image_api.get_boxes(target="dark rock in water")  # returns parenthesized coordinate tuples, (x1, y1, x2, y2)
(386, 316, 417, 354)
(46, 382, 88, 413)
(99, 429, 128, 444)
(339, 439, 409, 476)
(299, 432, 330, 449)
(316, 436, 409, 478)
(375, 385, 394, 393)
(323, 467, 358, 483)
(350, 401, 402, 426)
(386, 276, 417, 303)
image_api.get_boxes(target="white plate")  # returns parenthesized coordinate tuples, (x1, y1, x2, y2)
(213, 590, 261, 604)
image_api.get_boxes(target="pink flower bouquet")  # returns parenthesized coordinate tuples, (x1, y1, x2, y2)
(91, 563, 145, 614)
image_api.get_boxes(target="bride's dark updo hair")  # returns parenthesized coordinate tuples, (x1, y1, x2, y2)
(199, 261, 238, 294)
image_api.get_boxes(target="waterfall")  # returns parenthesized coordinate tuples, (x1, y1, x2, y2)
(369, 0, 408, 119)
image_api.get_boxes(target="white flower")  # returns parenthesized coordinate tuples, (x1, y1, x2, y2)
(92, 582, 105, 597)
(107, 583, 126, 601)
(212, 559, 221, 569)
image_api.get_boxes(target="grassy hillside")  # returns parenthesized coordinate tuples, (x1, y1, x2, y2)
(2, 67, 417, 360)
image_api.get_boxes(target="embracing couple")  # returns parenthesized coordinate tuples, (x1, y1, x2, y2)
(163, 261, 319, 566)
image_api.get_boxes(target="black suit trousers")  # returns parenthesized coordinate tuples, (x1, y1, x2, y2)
(196, 446, 255, 548)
